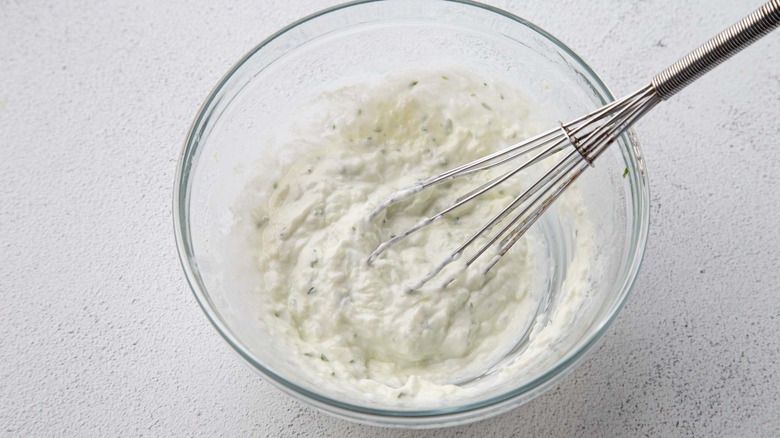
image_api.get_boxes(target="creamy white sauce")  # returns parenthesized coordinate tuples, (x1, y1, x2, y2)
(245, 69, 594, 404)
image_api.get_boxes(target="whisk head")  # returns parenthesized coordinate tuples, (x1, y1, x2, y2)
(368, 84, 661, 291)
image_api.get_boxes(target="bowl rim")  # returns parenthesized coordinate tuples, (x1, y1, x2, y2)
(173, 0, 650, 427)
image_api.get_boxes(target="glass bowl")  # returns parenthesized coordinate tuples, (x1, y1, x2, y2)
(173, 0, 650, 428)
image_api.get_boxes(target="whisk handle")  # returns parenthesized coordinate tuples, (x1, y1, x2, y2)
(652, 0, 780, 100)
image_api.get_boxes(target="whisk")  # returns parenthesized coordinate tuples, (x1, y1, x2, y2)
(368, 1, 780, 290)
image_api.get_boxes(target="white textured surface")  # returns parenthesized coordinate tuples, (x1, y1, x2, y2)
(1, 0, 778, 436)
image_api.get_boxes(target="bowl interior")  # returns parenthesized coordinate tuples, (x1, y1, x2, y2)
(175, 0, 649, 426)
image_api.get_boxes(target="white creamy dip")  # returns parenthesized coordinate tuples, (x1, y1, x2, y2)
(245, 69, 594, 404)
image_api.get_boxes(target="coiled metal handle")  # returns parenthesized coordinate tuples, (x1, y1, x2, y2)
(652, 0, 780, 100)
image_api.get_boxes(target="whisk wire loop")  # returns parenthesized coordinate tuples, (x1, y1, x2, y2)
(367, 1, 779, 290)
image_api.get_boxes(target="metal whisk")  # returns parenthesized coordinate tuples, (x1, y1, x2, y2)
(368, 1, 780, 290)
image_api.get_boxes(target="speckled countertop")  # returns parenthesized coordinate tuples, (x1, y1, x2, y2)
(1, 0, 778, 436)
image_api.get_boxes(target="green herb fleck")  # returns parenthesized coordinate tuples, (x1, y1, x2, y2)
(481, 102, 492, 111)
(623, 167, 630, 178)
(330, 372, 336, 377)
(351, 226, 356, 232)
(498, 189, 505, 195)
(307, 167, 313, 174)
(349, 359, 355, 364)
(441, 75, 449, 80)
(470, 92, 476, 97)
(483, 82, 488, 87)
(331, 124, 336, 130)
(500, 93, 505, 100)
(272, 181, 278, 190)
(255, 217, 269, 229)
(397, 392, 407, 399)
(373, 126, 382, 133)
(320, 354, 329, 362)
(307, 286, 316, 295)
(273, 311, 280, 318)
(357, 109, 362, 116)
(409, 80, 419, 88)
(389, 233, 396, 238)
(443, 118, 453, 135)
(303, 352, 313, 357)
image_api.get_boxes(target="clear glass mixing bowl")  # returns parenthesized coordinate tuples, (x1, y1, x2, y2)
(173, 0, 650, 428)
